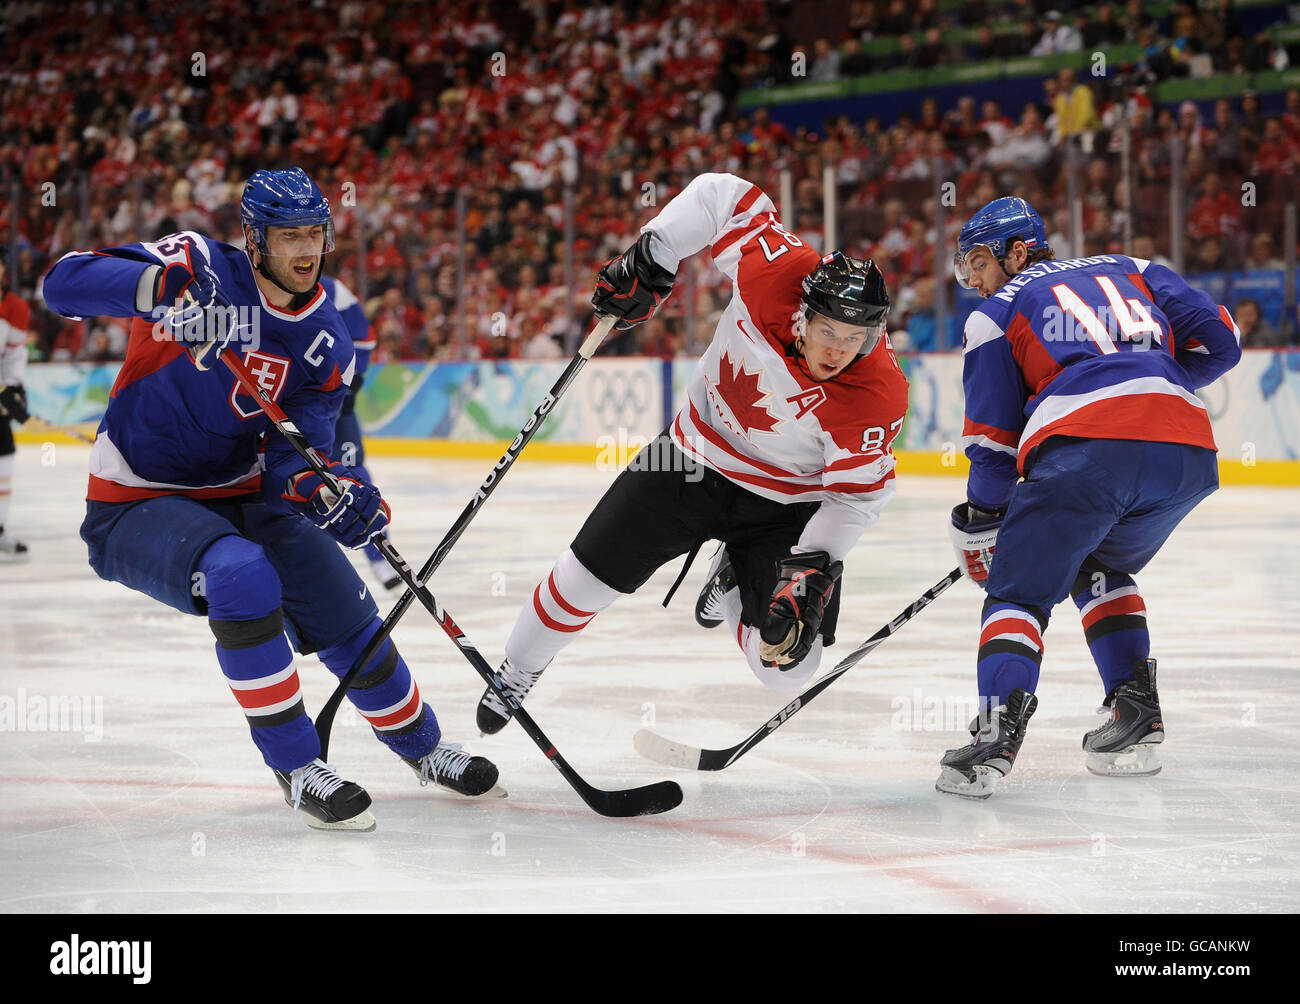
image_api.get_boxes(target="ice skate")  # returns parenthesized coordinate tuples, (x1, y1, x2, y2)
(402, 741, 505, 798)
(936, 689, 1038, 799)
(0, 527, 29, 562)
(694, 546, 735, 629)
(273, 758, 375, 831)
(1084, 658, 1164, 777)
(476, 657, 547, 736)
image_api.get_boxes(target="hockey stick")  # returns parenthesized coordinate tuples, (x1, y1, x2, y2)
(20, 415, 96, 445)
(220, 333, 680, 817)
(633, 567, 964, 770)
(314, 314, 617, 757)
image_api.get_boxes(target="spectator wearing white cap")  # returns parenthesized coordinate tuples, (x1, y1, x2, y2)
(1032, 11, 1082, 56)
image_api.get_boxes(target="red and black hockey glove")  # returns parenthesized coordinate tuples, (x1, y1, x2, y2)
(759, 550, 843, 669)
(949, 501, 1004, 588)
(0, 383, 29, 424)
(591, 232, 675, 330)
(283, 463, 391, 549)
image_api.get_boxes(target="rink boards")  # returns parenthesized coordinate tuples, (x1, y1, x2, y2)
(17, 349, 1300, 484)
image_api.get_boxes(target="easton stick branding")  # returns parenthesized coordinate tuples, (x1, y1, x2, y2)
(473, 393, 557, 506)
(766, 697, 802, 731)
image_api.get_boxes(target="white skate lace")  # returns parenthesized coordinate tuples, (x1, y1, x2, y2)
(417, 742, 470, 786)
(288, 759, 347, 809)
(481, 661, 543, 718)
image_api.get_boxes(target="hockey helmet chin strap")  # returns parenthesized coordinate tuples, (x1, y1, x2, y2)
(245, 228, 322, 306)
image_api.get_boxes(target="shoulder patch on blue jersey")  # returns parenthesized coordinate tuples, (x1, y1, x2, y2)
(964, 310, 1006, 354)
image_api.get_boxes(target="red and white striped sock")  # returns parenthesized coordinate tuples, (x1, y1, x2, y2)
(503, 548, 621, 676)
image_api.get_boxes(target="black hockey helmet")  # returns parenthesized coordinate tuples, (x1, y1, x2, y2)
(800, 252, 890, 353)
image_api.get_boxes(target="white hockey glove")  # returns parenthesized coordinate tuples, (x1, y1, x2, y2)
(949, 502, 1004, 588)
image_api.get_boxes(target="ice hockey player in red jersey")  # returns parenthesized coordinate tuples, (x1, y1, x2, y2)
(475, 172, 909, 736)
(940, 196, 1241, 799)
(0, 257, 31, 560)
(42, 168, 500, 830)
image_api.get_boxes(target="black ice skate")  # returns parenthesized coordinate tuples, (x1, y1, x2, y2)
(1083, 658, 1164, 777)
(694, 546, 736, 629)
(273, 758, 375, 831)
(0, 527, 29, 562)
(935, 689, 1038, 799)
(476, 658, 547, 736)
(402, 741, 505, 797)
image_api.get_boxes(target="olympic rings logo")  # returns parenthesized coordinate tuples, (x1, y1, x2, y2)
(586, 367, 655, 426)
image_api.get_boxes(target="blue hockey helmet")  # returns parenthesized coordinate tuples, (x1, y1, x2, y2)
(953, 196, 1048, 289)
(241, 167, 336, 256)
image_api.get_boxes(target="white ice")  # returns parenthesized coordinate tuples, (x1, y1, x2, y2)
(2, 446, 1298, 913)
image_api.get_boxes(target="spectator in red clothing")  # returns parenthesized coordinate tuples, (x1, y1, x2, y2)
(1252, 119, 1296, 176)
(1186, 171, 1240, 241)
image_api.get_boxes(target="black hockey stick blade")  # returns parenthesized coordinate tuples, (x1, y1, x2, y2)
(218, 347, 681, 817)
(634, 567, 964, 771)
(402, 564, 683, 817)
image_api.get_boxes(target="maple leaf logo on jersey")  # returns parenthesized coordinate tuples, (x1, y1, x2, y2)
(710, 350, 779, 438)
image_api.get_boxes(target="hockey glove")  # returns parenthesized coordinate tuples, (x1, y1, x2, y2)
(283, 463, 391, 549)
(759, 550, 843, 669)
(949, 502, 1005, 588)
(591, 232, 675, 330)
(0, 384, 29, 424)
(154, 260, 230, 369)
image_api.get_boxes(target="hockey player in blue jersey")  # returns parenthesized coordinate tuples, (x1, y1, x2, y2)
(43, 167, 500, 830)
(940, 196, 1241, 798)
(319, 273, 401, 591)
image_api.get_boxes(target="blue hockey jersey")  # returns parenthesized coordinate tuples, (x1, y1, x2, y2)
(320, 275, 374, 379)
(961, 254, 1242, 509)
(43, 231, 355, 503)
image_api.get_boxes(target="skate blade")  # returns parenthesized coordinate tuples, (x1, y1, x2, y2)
(935, 765, 1000, 799)
(303, 808, 377, 832)
(429, 781, 509, 799)
(1086, 742, 1162, 777)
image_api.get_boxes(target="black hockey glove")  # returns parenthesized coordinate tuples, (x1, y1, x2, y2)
(0, 383, 29, 424)
(949, 502, 1005, 588)
(591, 232, 675, 330)
(759, 550, 843, 669)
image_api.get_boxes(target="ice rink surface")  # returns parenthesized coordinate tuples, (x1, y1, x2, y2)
(2, 446, 1298, 914)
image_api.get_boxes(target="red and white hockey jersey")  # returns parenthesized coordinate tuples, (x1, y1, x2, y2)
(645, 173, 909, 561)
(0, 290, 29, 388)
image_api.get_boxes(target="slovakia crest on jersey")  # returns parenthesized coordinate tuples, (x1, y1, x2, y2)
(229, 350, 290, 420)
(708, 349, 779, 440)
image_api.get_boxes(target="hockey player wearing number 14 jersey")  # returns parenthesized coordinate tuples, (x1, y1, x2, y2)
(476, 172, 908, 736)
(939, 197, 1241, 799)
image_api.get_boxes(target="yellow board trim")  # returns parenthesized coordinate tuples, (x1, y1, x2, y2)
(18, 432, 1299, 486)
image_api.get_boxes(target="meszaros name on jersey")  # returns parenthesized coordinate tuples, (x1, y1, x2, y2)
(961, 252, 1241, 509)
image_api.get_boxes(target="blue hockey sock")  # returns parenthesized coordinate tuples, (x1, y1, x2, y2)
(975, 597, 1048, 708)
(318, 617, 441, 760)
(200, 535, 319, 772)
(1071, 567, 1150, 699)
